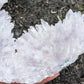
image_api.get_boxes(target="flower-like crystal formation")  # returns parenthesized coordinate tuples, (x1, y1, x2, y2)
(0, 9, 84, 84)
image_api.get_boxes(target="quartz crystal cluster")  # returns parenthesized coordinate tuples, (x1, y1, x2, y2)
(0, 1, 84, 84)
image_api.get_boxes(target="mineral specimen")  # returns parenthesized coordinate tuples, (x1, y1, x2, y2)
(0, 9, 84, 84)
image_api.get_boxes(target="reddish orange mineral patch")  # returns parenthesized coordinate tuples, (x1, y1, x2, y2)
(35, 73, 60, 84)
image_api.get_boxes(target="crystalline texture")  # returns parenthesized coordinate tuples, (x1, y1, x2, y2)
(0, 9, 84, 84)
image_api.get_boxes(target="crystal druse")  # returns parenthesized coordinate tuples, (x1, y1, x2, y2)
(0, 1, 84, 84)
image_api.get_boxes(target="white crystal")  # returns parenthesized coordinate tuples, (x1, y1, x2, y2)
(0, 9, 84, 84)
(0, 0, 8, 9)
